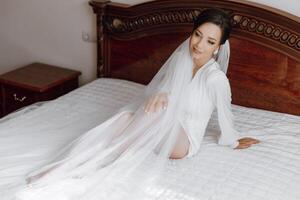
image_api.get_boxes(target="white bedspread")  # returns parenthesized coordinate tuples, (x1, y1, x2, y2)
(0, 78, 299, 200)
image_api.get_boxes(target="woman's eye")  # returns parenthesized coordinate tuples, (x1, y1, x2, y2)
(208, 41, 215, 45)
(195, 32, 201, 37)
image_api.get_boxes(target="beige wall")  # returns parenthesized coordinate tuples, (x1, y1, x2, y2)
(0, 0, 299, 85)
(0, 0, 97, 84)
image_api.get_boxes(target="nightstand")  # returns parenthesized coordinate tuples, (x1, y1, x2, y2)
(0, 63, 81, 117)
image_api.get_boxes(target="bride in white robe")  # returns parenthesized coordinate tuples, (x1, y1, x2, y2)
(10, 8, 259, 200)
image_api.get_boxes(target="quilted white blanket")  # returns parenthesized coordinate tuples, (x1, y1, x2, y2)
(0, 78, 299, 200)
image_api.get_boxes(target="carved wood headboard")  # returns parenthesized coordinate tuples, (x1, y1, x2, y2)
(89, 0, 300, 116)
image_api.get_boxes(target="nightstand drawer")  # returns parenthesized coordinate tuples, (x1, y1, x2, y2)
(0, 63, 81, 117)
(2, 85, 37, 113)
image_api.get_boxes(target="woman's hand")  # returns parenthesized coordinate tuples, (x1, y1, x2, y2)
(144, 93, 168, 113)
(235, 137, 260, 149)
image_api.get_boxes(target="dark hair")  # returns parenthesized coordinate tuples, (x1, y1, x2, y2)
(193, 8, 232, 45)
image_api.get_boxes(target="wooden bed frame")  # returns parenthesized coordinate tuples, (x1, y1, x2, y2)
(89, 0, 300, 116)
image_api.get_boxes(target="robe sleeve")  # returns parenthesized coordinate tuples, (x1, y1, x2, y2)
(208, 71, 240, 149)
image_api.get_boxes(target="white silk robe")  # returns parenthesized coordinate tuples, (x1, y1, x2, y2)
(177, 58, 239, 156)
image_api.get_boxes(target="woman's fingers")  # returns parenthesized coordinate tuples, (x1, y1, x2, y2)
(161, 94, 168, 110)
(155, 101, 162, 112)
(162, 100, 168, 110)
(148, 95, 158, 113)
(235, 143, 251, 149)
(246, 138, 260, 144)
(154, 97, 167, 112)
(238, 137, 260, 145)
(144, 93, 169, 114)
(144, 97, 152, 113)
(158, 94, 168, 111)
(235, 137, 260, 149)
(144, 96, 155, 113)
(145, 95, 159, 113)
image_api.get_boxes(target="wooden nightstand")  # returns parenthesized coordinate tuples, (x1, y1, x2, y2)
(0, 63, 81, 117)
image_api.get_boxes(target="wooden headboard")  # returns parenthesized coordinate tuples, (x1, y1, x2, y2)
(89, 0, 300, 116)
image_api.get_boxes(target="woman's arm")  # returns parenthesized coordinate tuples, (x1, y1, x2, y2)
(208, 71, 259, 149)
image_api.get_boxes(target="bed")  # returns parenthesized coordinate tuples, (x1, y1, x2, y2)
(1, 0, 300, 199)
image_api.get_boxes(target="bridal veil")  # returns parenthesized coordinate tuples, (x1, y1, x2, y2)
(15, 37, 230, 200)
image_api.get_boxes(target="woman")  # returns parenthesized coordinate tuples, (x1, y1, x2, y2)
(143, 9, 259, 158)
(15, 8, 259, 200)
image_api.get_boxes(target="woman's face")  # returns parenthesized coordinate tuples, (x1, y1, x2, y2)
(189, 22, 222, 66)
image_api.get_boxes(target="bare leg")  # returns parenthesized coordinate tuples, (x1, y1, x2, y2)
(27, 111, 189, 185)
(169, 126, 190, 159)
(110, 112, 134, 139)
(27, 112, 135, 185)
(131, 109, 190, 159)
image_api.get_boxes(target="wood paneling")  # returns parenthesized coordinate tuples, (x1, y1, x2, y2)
(90, 0, 300, 115)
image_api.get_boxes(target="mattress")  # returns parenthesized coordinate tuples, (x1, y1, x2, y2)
(0, 78, 299, 200)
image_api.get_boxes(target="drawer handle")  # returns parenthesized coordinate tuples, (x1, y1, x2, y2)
(13, 94, 27, 102)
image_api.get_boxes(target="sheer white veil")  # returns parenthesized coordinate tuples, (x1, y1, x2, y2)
(216, 40, 230, 74)
(16, 37, 230, 200)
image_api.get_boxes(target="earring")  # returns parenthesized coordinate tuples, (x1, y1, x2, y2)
(213, 49, 219, 55)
